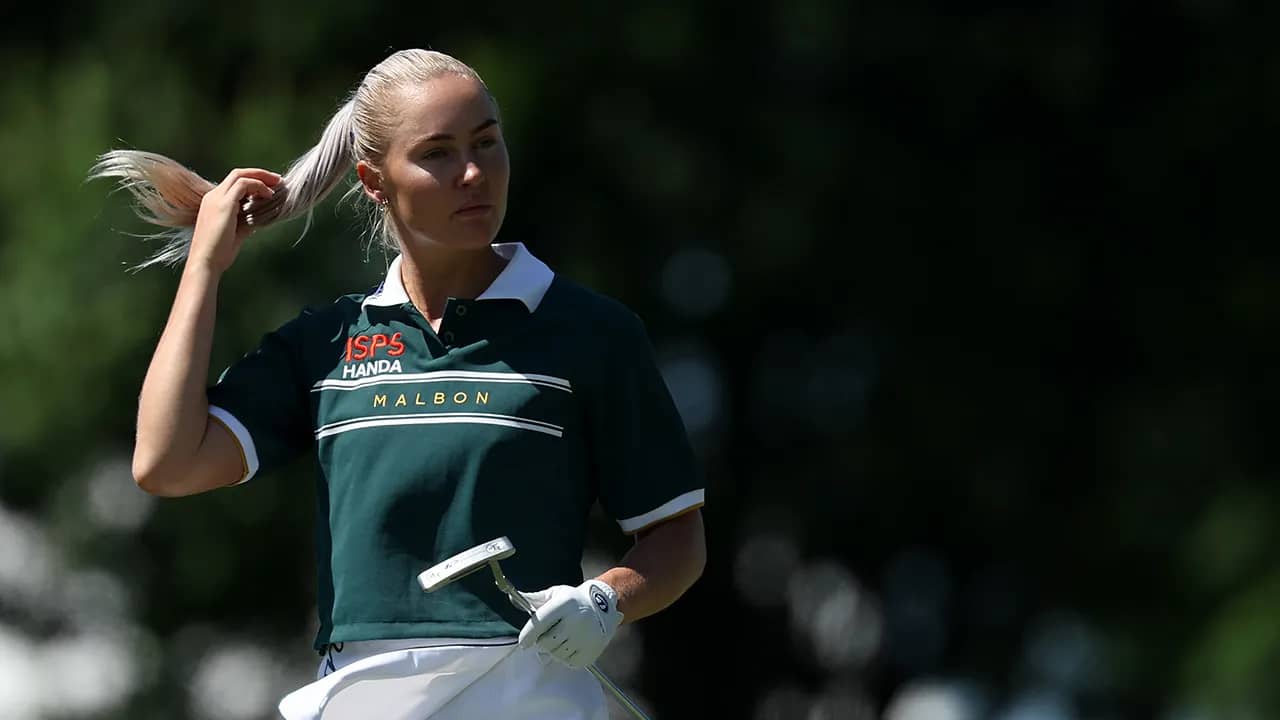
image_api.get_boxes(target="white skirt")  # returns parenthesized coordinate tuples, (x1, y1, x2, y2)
(277, 637, 607, 720)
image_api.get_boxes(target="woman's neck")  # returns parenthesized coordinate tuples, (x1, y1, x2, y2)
(398, 243, 506, 326)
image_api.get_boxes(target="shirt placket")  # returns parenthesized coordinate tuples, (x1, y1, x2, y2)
(437, 299, 471, 349)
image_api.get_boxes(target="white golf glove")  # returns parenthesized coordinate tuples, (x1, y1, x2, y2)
(517, 579, 624, 668)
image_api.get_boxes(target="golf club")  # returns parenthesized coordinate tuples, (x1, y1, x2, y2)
(417, 537, 653, 720)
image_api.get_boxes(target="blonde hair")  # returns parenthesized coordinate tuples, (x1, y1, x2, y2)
(89, 49, 492, 268)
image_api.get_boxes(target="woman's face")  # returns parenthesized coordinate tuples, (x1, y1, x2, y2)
(373, 74, 510, 251)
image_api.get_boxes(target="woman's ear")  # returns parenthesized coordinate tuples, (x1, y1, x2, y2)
(355, 160, 384, 203)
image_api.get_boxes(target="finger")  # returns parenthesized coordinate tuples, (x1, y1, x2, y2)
(518, 619, 537, 648)
(551, 643, 575, 664)
(221, 167, 284, 189)
(536, 618, 562, 643)
(519, 616, 559, 648)
(542, 635, 572, 660)
(230, 178, 275, 205)
(519, 589, 554, 610)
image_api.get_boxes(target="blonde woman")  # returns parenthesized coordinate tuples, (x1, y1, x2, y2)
(92, 49, 705, 719)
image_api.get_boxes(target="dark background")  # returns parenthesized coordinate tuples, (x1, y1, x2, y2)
(1, 2, 1277, 718)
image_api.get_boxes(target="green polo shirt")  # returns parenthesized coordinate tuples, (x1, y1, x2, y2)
(207, 243, 704, 650)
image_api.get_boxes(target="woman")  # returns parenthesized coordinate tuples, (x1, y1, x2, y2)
(91, 49, 705, 719)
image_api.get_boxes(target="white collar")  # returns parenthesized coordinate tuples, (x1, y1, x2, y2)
(361, 242, 555, 312)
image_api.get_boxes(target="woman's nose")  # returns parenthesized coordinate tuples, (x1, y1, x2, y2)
(460, 160, 484, 186)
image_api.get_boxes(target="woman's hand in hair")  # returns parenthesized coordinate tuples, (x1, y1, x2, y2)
(189, 168, 282, 274)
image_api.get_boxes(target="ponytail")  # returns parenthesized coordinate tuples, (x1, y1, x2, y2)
(94, 48, 494, 267)
(89, 100, 358, 269)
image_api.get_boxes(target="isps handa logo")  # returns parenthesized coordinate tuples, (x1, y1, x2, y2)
(342, 332, 405, 379)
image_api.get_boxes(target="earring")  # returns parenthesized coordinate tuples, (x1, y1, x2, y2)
(378, 197, 389, 211)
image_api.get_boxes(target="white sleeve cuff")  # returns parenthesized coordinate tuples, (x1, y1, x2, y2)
(617, 489, 705, 534)
(208, 406, 261, 484)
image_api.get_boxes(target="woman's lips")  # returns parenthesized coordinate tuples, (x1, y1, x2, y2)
(454, 204, 492, 218)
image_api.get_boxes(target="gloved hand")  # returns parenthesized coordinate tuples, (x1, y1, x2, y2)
(517, 579, 624, 668)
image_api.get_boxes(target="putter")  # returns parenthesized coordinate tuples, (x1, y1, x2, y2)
(417, 537, 653, 720)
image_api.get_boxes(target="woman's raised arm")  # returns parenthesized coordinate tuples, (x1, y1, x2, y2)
(129, 167, 281, 496)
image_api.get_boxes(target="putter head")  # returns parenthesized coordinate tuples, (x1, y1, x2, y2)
(417, 537, 516, 592)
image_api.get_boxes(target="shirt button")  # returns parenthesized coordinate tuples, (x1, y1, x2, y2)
(443, 331, 455, 344)
(455, 305, 468, 317)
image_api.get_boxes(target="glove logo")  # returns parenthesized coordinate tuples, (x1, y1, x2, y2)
(592, 589, 610, 613)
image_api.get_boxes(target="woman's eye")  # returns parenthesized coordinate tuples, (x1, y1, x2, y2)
(423, 148, 449, 160)
(475, 137, 497, 150)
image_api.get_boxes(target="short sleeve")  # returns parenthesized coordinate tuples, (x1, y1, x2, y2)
(586, 311, 705, 534)
(206, 316, 312, 483)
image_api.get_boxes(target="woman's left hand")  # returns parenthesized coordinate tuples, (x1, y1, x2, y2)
(516, 579, 623, 668)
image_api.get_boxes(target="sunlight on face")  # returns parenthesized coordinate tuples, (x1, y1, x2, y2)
(380, 74, 510, 251)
